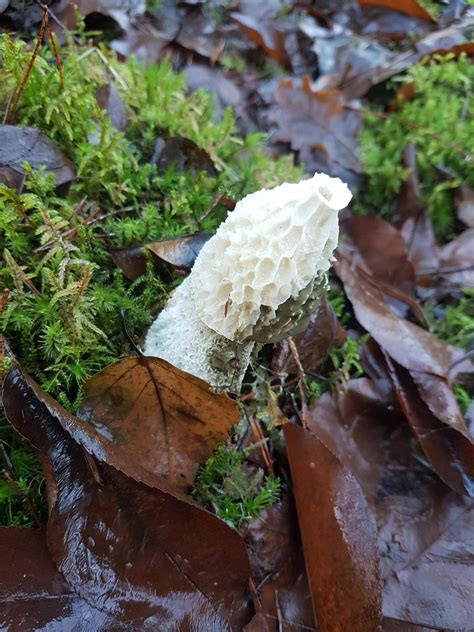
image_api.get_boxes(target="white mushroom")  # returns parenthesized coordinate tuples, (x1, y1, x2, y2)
(144, 172, 352, 391)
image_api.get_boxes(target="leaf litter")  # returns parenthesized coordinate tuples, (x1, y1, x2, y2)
(1, 1, 474, 630)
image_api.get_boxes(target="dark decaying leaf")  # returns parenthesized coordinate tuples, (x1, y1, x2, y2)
(0, 125, 75, 188)
(334, 255, 462, 378)
(0, 527, 115, 630)
(268, 76, 362, 186)
(393, 145, 439, 277)
(185, 64, 244, 117)
(456, 184, 474, 228)
(339, 18, 474, 98)
(271, 296, 346, 374)
(77, 355, 239, 492)
(243, 493, 315, 631)
(111, 232, 210, 280)
(154, 136, 217, 177)
(335, 257, 474, 493)
(230, 12, 290, 68)
(2, 360, 251, 630)
(343, 216, 415, 296)
(357, 0, 434, 21)
(94, 82, 128, 131)
(305, 380, 474, 631)
(439, 228, 474, 287)
(386, 358, 474, 497)
(284, 423, 382, 632)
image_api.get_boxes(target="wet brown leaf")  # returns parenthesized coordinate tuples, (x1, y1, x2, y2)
(77, 355, 239, 492)
(439, 228, 474, 287)
(2, 360, 251, 630)
(284, 423, 382, 632)
(0, 527, 115, 630)
(386, 359, 474, 496)
(340, 18, 474, 98)
(334, 255, 461, 378)
(111, 232, 210, 280)
(271, 297, 346, 374)
(357, 0, 434, 21)
(380, 479, 474, 630)
(244, 493, 316, 632)
(269, 76, 362, 186)
(231, 12, 290, 67)
(344, 216, 415, 295)
(304, 380, 474, 630)
(0, 125, 75, 188)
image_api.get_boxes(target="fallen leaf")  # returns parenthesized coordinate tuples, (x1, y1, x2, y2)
(393, 145, 439, 278)
(0, 125, 75, 189)
(304, 380, 474, 629)
(243, 493, 316, 631)
(439, 228, 474, 287)
(271, 297, 346, 374)
(0, 527, 114, 629)
(334, 255, 461, 378)
(176, 10, 224, 59)
(380, 478, 474, 630)
(284, 423, 382, 632)
(386, 358, 474, 496)
(2, 359, 251, 630)
(77, 355, 240, 492)
(268, 76, 362, 186)
(153, 136, 217, 177)
(357, 0, 434, 21)
(185, 64, 244, 117)
(455, 184, 474, 228)
(231, 12, 290, 67)
(111, 232, 210, 280)
(94, 82, 128, 131)
(340, 18, 474, 98)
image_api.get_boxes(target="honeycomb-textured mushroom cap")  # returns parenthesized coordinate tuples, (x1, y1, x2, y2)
(191, 172, 352, 342)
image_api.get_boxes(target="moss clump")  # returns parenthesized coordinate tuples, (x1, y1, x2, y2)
(358, 54, 474, 238)
(0, 34, 300, 526)
(193, 443, 281, 528)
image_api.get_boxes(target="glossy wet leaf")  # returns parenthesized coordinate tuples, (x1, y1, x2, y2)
(111, 232, 210, 280)
(304, 380, 474, 629)
(77, 355, 240, 492)
(0, 125, 75, 188)
(387, 360, 474, 496)
(358, 0, 434, 20)
(335, 255, 462, 378)
(2, 360, 251, 630)
(271, 297, 346, 374)
(284, 423, 382, 632)
(0, 527, 115, 630)
(243, 494, 315, 631)
(269, 76, 362, 186)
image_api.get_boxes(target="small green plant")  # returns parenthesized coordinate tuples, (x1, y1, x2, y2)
(193, 443, 281, 528)
(359, 54, 474, 238)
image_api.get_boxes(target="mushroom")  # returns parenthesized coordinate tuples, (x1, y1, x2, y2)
(144, 172, 352, 391)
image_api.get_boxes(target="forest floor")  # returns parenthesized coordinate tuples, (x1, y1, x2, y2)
(0, 1, 473, 630)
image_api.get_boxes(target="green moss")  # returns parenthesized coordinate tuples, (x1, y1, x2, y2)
(426, 291, 474, 415)
(192, 443, 281, 528)
(358, 54, 474, 238)
(0, 34, 300, 526)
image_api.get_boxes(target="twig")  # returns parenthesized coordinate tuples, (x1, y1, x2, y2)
(288, 337, 308, 428)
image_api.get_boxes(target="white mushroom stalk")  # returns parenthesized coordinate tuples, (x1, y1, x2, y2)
(144, 172, 352, 391)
